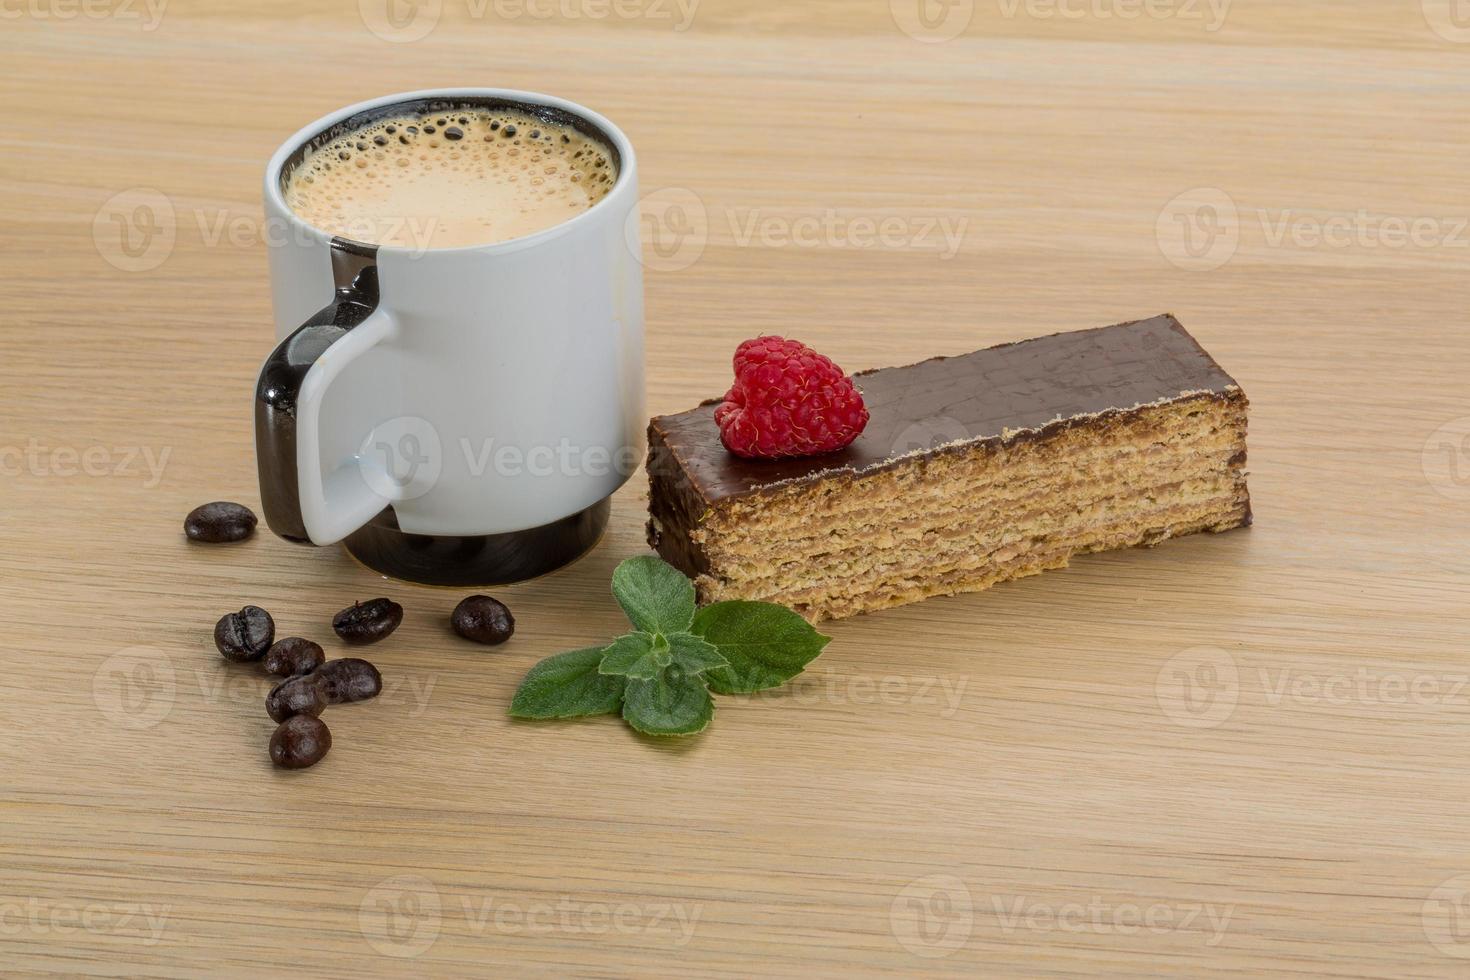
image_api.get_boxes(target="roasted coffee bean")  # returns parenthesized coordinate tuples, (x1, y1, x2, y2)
(315, 658, 382, 705)
(214, 605, 274, 662)
(266, 674, 327, 723)
(332, 598, 403, 644)
(184, 501, 257, 543)
(451, 595, 515, 645)
(263, 637, 325, 677)
(270, 715, 332, 769)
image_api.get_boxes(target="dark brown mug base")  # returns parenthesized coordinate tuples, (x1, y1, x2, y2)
(342, 499, 611, 587)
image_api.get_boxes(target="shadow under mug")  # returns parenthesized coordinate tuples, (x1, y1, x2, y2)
(254, 89, 644, 586)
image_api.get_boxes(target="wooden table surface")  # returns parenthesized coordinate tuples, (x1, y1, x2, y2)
(4, 1, 1469, 975)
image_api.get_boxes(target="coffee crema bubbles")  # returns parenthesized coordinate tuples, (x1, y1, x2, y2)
(283, 107, 618, 249)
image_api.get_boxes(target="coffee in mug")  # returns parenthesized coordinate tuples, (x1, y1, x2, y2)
(281, 107, 619, 249)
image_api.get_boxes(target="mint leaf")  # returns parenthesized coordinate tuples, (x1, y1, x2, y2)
(693, 601, 831, 694)
(622, 665, 713, 736)
(510, 647, 626, 719)
(667, 632, 728, 675)
(598, 632, 670, 681)
(611, 556, 696, 635)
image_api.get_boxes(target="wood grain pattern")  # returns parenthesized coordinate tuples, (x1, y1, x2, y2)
(3, 1, 1468, 975)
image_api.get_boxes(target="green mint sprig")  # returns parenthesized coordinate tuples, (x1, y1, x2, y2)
(509, 556, 831, 736)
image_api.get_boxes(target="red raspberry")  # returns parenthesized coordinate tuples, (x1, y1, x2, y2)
(714, 336, 870, 459)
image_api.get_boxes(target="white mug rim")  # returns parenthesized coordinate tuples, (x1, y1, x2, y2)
(264, 87, 638, 256)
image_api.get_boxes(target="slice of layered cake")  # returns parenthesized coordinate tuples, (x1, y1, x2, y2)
(646, 315, 1251, 621)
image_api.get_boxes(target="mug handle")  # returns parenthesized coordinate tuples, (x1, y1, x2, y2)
(255, 241, 399, 545)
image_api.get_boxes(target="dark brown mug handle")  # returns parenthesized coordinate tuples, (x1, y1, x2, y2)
(254, 240, 382, 543)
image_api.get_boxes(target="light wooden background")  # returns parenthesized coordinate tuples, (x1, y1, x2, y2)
(3, 1, 1469, 975)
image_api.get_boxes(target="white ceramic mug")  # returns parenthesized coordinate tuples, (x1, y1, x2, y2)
(255, 89, 644, 585)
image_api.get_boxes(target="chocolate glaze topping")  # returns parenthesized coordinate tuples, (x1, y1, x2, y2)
(649, 315, 1243, 504)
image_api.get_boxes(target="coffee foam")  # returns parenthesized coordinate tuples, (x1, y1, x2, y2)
(283, 107, 618, 249)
